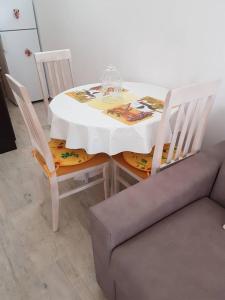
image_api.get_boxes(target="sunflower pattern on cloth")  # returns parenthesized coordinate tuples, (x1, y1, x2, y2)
(122, 143, 173, 172)
(49, 139, 95, 167)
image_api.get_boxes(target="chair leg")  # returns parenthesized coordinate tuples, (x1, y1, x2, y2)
(109, 159, 114, 197)
(84, 173, 89, 184)
(103, 164, 110, 200)
(113, 163, 119, 194)
(50, 176, 60, 232)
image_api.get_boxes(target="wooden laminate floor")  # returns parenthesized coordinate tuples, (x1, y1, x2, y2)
(0, 101, 106, 300)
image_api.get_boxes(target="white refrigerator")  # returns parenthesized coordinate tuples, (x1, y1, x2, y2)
(0, 0, 42, 102)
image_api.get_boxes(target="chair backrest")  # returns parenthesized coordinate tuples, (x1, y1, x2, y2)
(5, 74, 55, 172)
(151, 80, 220, 174)
(34, 49, 75, 110)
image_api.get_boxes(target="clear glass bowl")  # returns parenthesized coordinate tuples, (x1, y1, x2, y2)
(101, 65, 122, 100)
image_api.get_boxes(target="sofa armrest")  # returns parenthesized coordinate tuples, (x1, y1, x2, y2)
(90, 151, 221, 263)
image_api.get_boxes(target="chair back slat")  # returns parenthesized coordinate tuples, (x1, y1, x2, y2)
(34, 49, 75, 110)
(46, 61, 57, 97)
(53, 61, 62, 94)
(5, 74, 55, 172)
(182, 99, 202, 156)
(60, 60, 67, 90)
(36, 61, 49, 107)
(166, 104, 184, 163)
(191, 95, 215, 153)
(57, 61, 66, 91)
(152, 80, 220, 174)
(174, 100, 196, 160)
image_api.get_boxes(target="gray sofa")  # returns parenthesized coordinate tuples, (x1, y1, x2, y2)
(90, 141, 225, 300)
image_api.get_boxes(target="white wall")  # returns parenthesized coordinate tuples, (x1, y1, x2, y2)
(33, 0, 225, 147)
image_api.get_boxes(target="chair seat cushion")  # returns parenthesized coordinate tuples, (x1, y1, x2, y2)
(122, 143, 172, 172)
(111, 198, 225, 300)
(113, 153, 150, 179)
(49, 139, 95, 167)
(34, 149, 109, 177)
(33, 139, 109, 177)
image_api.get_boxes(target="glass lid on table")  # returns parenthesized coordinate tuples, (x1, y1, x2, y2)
(101, 65, 122, 99)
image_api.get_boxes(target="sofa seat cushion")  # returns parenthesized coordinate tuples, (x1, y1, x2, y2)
(111, 198, 225, 300)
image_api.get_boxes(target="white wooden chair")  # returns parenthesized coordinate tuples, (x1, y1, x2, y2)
(6, 74, 110, 232)
(112, 80, 220, 192)
(34, 49, 75, 111)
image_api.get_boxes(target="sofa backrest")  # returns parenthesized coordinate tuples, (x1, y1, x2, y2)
(211, 160, 225, 207)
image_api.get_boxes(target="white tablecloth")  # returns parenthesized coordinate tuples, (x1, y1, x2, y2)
(49, 82, 169, 155)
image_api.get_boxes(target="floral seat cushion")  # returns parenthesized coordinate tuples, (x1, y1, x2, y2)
(122, 144, 172, 172)
(49, 139, 95, 167)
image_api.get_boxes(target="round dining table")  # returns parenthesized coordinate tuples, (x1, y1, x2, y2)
(49, 82, 169, 155)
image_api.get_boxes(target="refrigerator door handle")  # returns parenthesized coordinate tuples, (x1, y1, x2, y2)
(13, 9, 20, 19)
(24, 48, 32, 57)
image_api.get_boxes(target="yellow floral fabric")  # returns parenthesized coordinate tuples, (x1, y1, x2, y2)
(122, 144, 172, 172)
(49, 139, 95, 167)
